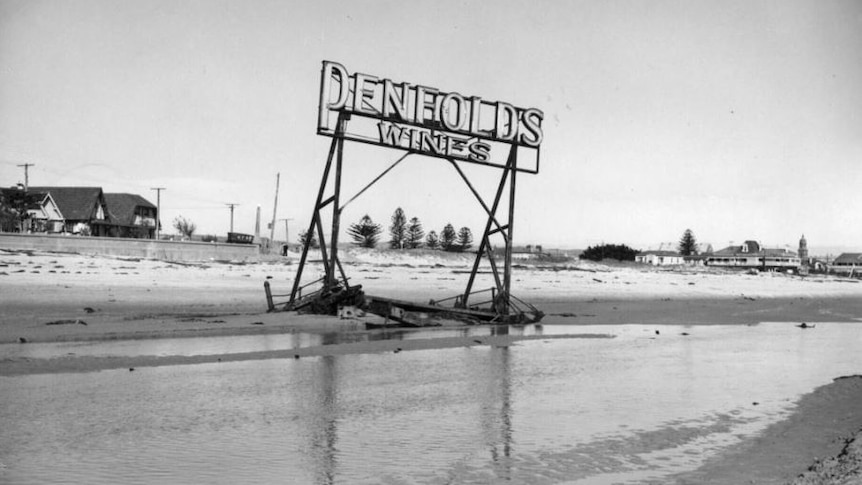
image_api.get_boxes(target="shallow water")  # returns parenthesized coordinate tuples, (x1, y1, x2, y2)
(0, 324, 553, 360)
(1, 322, 861, 484)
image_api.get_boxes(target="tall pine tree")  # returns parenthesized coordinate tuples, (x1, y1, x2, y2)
(678, 229, 697, 256)
(348, 215, 382, 248)
(406, 217, 424, 249)
(389, 207, 407, 249)
(425, 230, 439, 249)
(456, 227, 473, 252)
(440, 223, 457, 252)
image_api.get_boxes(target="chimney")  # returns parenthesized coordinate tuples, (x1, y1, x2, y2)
(254, 206, 261, 238)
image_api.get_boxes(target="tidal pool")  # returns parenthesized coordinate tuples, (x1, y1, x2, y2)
(1, 322, 860, 484)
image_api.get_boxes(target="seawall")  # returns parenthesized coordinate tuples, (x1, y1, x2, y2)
(0, 233, 259, 262)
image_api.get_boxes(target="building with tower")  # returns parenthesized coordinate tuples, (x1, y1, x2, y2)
(705, 240, 800, 271)
(798, 235, 809, 275)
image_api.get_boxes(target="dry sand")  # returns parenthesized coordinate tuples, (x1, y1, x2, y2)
(4, 248, 862, 345)
(2, 247, 862, 483)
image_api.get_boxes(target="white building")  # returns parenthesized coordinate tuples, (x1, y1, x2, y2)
(636, 250, 684, 266)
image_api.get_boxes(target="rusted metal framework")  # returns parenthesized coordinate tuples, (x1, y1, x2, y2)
(276, 61, 543, 323)
(286, 113, 355, 311)
(280, 116, 539, 323)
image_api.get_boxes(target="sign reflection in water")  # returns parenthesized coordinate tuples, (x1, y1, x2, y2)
(2, 323, 862, 484)
(297, 328, 517, 484)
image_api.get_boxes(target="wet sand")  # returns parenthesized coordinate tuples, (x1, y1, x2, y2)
(674, 375, 862, 485)
(2, 248, 862, 483)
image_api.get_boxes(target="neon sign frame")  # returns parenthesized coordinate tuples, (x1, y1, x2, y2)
(317, 61, 543, 174)
(285, 60, 545, 322)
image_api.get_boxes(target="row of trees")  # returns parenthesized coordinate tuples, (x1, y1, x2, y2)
(579, 229, 700, 262)
(349, 208, 474, 252)
(298, 208, 475, 252)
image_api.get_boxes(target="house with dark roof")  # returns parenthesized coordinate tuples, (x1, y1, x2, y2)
(104, 193, 158, 238)
(24, 191, 64, 232)
(705, 240, 800, 271)
(1, 187, 65, 232)
(28, 187, 111, 236)
(830, 253, 862, 275)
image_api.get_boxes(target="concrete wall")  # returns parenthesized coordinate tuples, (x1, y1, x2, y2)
(0, 233, 259, 262)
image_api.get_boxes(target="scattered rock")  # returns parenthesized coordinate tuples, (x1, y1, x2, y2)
(45, 319, 87, 326)
(18, 337, 27, 344)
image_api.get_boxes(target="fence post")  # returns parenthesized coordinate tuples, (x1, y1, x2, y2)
(264, 281, 274, 312)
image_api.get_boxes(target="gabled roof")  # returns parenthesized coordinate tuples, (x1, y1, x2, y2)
(713, 246, 743, 256)
(713, 240, 797, 257)
(833, 253, 862, 264)
(29, 186, 106, 221)
(104, 193, 156, 226)
(639, 250, 681, 257)
(713, 248, 798, 257)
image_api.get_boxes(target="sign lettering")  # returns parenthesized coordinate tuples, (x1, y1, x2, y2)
(317, 61, 543, 172)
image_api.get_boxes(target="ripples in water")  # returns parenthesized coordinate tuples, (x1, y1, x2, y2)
(1, 322, 861, 484)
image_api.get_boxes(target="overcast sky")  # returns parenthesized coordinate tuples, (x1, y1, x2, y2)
(1, 0, 860, 252)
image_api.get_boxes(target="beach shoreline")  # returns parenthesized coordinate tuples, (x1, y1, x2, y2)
(3, 249, 862, 483)
(4, 248, 862, 345)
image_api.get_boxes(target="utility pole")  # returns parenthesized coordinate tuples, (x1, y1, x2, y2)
(17, 163, 35, 191)
(276, 218, 294, 256)
(270, 173, 280, 243)
(281, 218, 294, 243)
(226, 203, 239, 232)
(150, 187, 165, 240)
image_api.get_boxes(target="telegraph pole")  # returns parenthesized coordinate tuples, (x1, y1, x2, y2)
(226, 203, 239, 232)
(17, 163, 35, 191)
(270, 173, 280, 243)
(150, 187, 165, 240)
